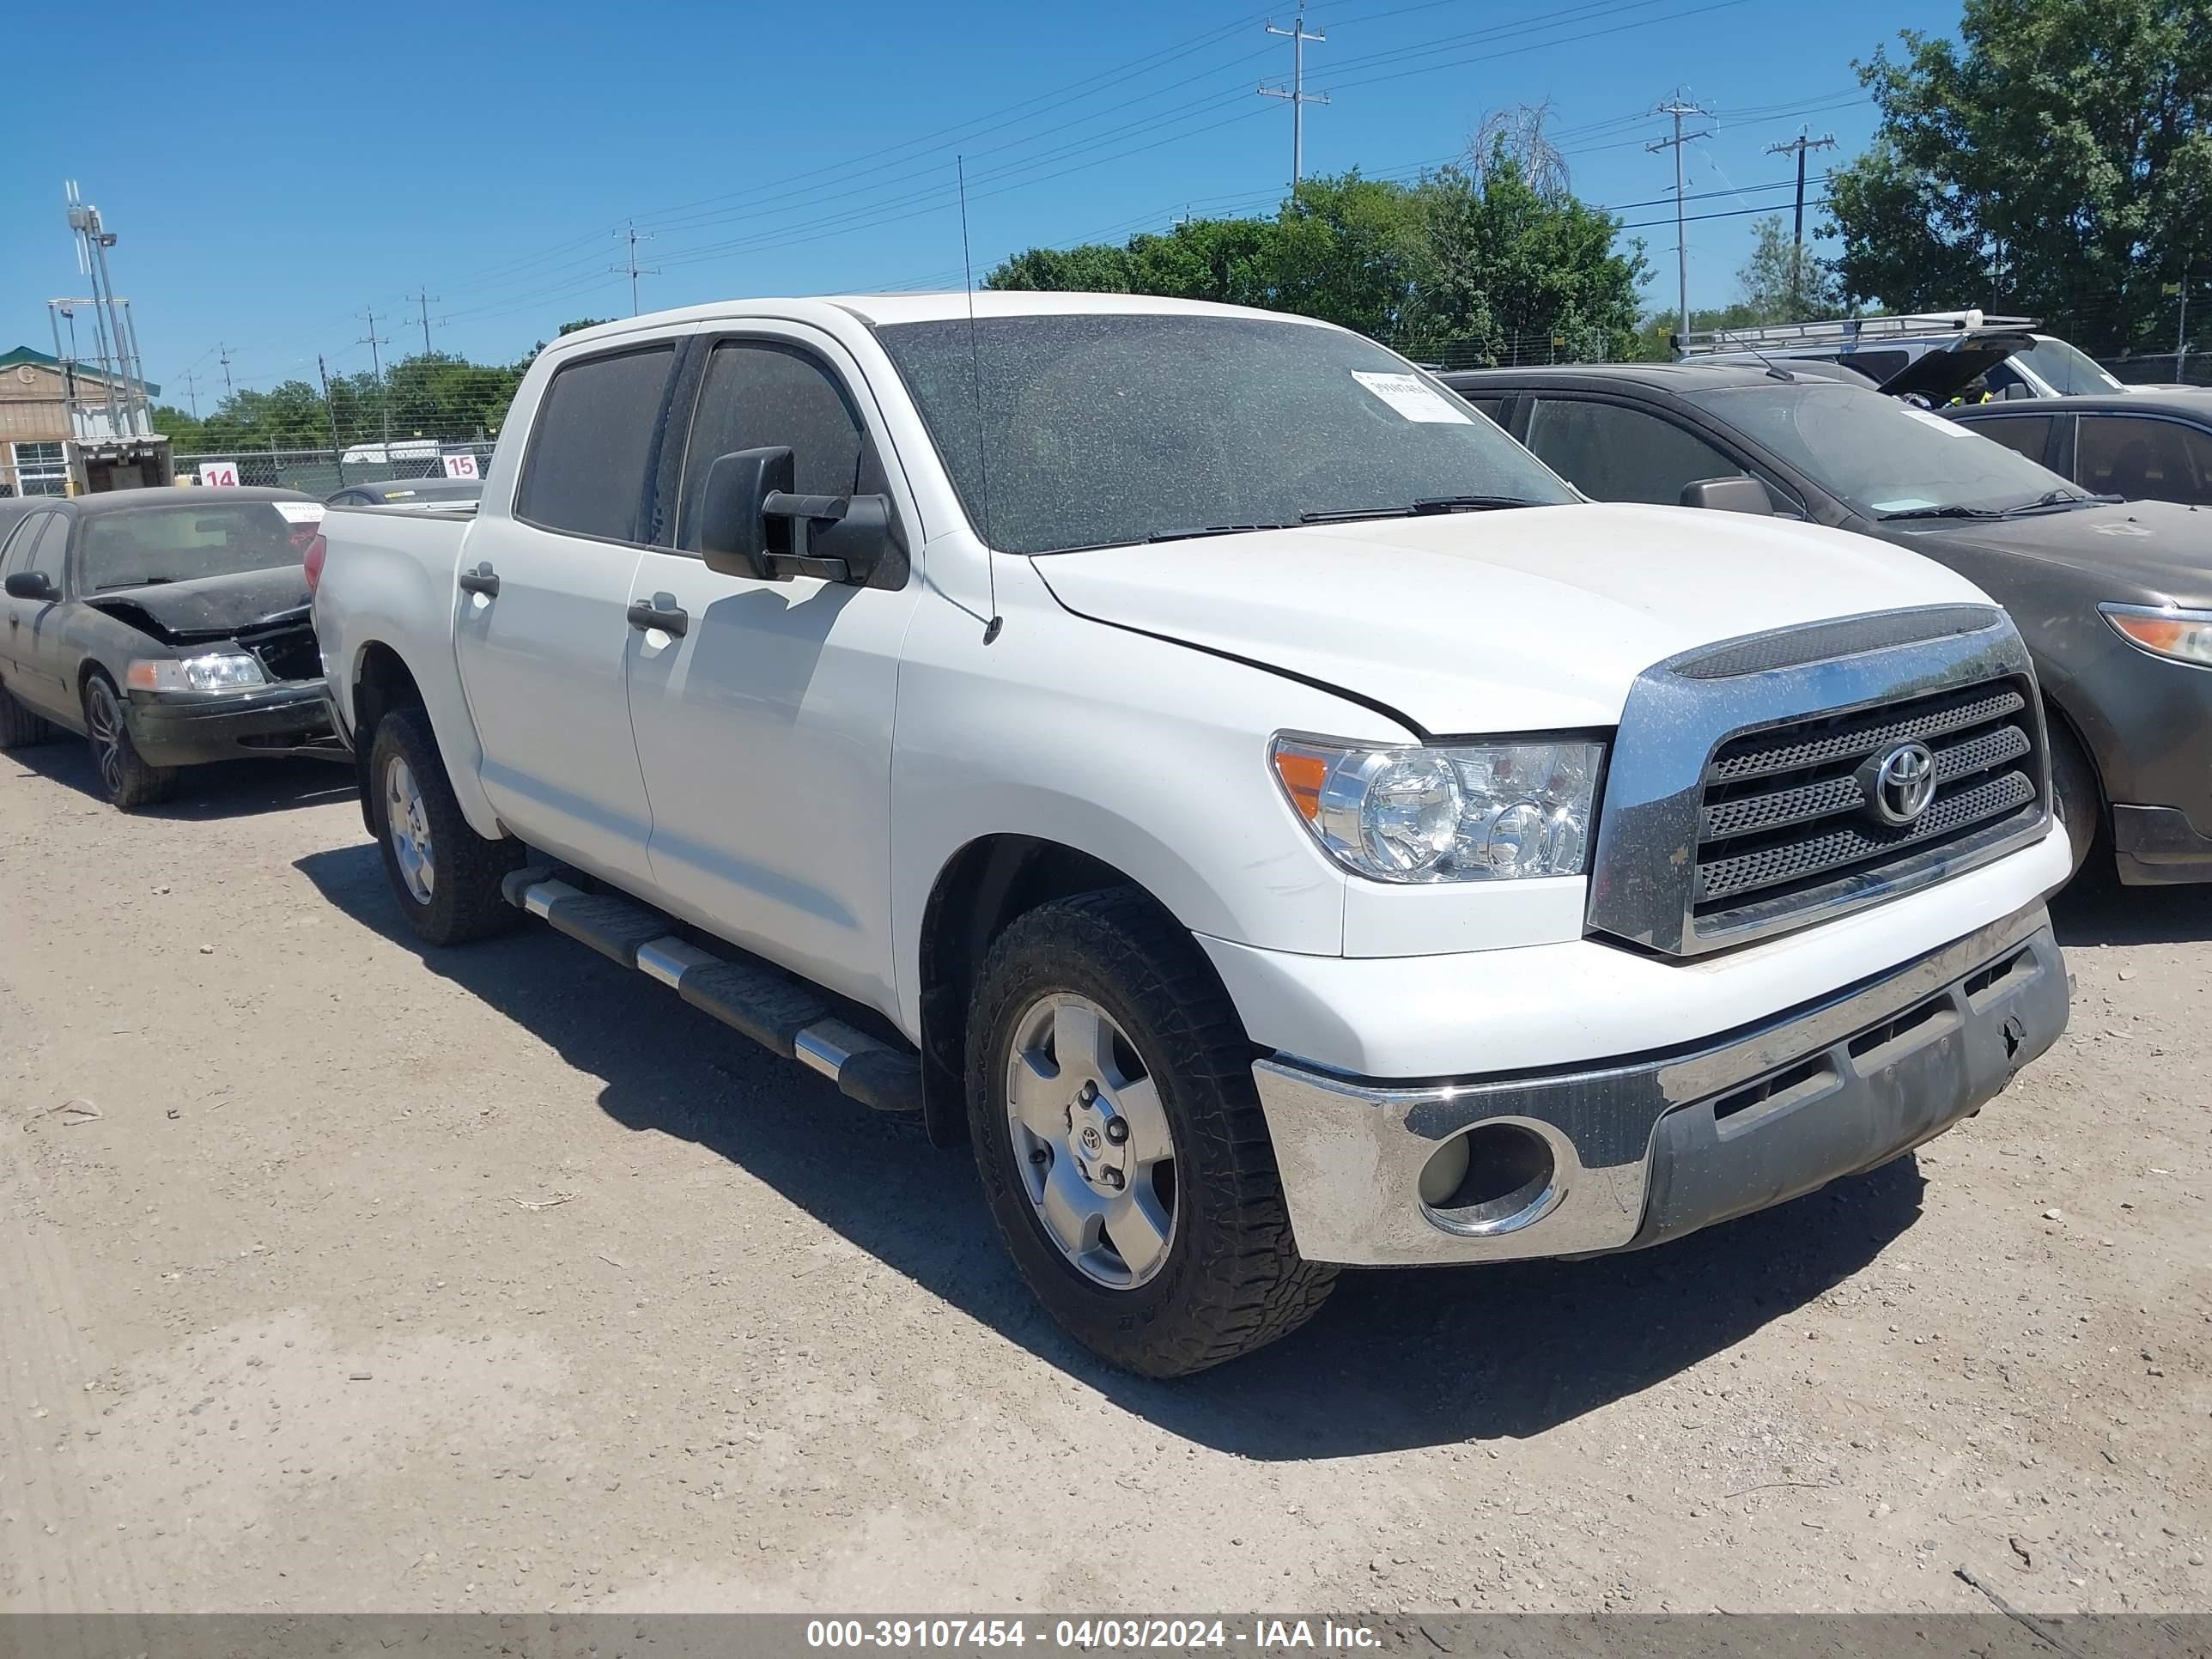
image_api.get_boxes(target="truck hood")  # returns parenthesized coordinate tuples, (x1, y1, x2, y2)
(1030, 502, 1992, 734)
(1892, 498, 2212, 606)
(84, 564, 314, 645)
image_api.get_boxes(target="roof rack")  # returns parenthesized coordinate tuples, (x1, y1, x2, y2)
(1674, 310, 2041, 356)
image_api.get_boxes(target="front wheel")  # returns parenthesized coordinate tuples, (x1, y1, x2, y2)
(965, 888, 1335, 1376)
(366, 705, 523, 945)
(82, 672, 176, 810)
(2046, 713, 2101, 881)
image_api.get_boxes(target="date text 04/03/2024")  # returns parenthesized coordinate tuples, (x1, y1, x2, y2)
(802, 1619, 1382, 1650)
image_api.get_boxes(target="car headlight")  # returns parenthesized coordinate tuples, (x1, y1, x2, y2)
(1271, 734, 1605, 883)
(2101, 603, 2212, 669)
(126, 652, 269, 694)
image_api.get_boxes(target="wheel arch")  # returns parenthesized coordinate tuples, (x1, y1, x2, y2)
(914, 834, 1223, 1150)
(349, 641, 428, 835)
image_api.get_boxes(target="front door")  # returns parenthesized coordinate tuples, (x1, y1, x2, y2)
(453, 343, 678, 885)
(624, 333, 920, 1012)
(2, 511, 74, 720)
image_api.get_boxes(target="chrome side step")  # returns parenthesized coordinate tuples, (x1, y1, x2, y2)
(499, 869, 922, 1114)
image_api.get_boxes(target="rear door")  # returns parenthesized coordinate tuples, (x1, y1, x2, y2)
(452, 343, 678, 884)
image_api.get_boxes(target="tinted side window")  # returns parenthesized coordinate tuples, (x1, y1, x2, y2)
(2078, 415, 2212, 506)
(514, 346, 676, 541)
(676, 342, 873, 551)
(26, 514, 70, 587)
(0, 511, 49, 576)
(1964, 415, 2053, 467)
(1522, 398, 1744, 506)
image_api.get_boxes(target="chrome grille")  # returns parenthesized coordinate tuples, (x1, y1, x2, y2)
(1692, 677, 2045, 933)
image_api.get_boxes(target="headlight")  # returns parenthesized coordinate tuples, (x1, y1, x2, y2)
(1272, 734, 1605, 883)
(126, 652, 269, 694)
(2101, 603, 2212, 669)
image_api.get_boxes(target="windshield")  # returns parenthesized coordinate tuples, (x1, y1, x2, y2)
(2023, 336, 2124, 395)
(78, 502, 317, 592)
(873, 313, 1576, 554)
(1684, 380, 2077, 517)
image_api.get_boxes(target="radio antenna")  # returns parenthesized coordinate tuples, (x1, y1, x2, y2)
(957, 155, 1001, 644)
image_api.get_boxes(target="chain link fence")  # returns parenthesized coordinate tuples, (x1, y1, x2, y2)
(172, 433, 497, 497)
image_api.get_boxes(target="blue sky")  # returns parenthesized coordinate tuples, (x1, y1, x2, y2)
(1, 0, 1955, 404)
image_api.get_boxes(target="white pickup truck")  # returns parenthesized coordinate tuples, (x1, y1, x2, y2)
(313, 293, 2071, 1376)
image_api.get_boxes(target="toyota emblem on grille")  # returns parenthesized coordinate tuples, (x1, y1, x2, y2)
(1863, 740, 1938, 826)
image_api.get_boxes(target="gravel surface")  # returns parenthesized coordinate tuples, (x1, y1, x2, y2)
(3, 744, 2206, 1615)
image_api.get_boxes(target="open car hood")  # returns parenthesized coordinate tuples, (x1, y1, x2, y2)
(1873, 331, 2039, 402)
(83, 564, 313, 646)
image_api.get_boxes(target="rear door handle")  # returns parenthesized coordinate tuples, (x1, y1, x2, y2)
(458, 563, 500, 598)
(627, 596, 689, 638)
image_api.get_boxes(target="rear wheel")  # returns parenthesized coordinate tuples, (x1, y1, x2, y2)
(82, 673, 176, 810)
(966, 888, 1335, 1376)
(366, 705, 523, 945)
(0, 684, 55, 748)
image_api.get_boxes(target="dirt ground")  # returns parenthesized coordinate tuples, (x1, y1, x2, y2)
(2, 742, 2205, 1619)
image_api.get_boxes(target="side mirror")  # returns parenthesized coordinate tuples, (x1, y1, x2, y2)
(698, 445, 896, 586)
(1679, 476, 1775, 516)
(699, 446, 794, 580)
(2000, 382, 2034, 401)
(3, 571, 56, 601)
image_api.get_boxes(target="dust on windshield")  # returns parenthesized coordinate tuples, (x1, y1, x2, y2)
(873, 313, 1577, 554)
(78, 503, 316, 592)
(1685, 380, 2078, 518)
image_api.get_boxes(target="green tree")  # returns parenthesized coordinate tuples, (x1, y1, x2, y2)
(556, 318, 613, 337)
(1826, 0, 2212, 346)
(1734, 214, 1844, 324)
(983, 246, 1136, 292)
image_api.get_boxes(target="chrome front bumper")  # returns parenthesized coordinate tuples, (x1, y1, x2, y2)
(1252, 898, 2066, 1267)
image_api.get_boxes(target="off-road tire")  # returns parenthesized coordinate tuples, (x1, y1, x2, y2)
(0, 684, 54, 748)
(367, 704, 524, 946)
(966, 887, 1336, 1376)
(2046, 711, 2101, 881)
(82, 672, 177, 810)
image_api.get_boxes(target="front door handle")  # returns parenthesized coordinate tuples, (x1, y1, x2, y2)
(627, 596, 689, 638)
(457, 563, 500, 598)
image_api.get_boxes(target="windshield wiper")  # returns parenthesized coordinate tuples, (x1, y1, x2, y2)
(1876, 504, 2009, 523)
(1998, 487, 2123, 515)
(1143, 522, 1292, 543)
(96, 576, 172, 590)
(1301, 495, 1545, 524)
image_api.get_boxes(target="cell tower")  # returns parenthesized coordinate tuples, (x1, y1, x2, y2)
(49, 181, 154, 443)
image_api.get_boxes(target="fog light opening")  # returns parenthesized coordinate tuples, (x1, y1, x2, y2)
(1421, 1122, 1558, 1236)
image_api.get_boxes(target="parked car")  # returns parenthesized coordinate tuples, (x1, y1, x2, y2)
(1446, 362, 2212, 886)
(0, 487, 337, 807)
(1948, 391, 2212, 507)
(327, 477, 484, 512)
(315, 295, 2069, 1375)
(1678, 311, 2133, 401)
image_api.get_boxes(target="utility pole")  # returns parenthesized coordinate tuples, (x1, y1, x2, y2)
(1765, 128, 1837, 317)
(181, 369, 200, 419)
(1258, 0, 1328, 191)
(408, 288, 440, 356)
(2178, 273, 2192, 380)
(1648, 96, 1711, 344)
(318, 354, 345, 484)
(357, 307, 391, 448)
(218, 342, 234, 393)
(611, 222, 659, 317)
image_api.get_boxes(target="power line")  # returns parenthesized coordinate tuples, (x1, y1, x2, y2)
(1258, 0, 1328, 187)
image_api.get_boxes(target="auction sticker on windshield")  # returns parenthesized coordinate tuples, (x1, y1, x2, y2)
(1900, 405, 1980, 438)
(1351, 370, 1474, 424)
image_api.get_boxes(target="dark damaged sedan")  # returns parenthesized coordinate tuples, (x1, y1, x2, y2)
(0, 488, 337, 808)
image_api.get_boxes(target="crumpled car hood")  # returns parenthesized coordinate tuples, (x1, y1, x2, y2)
(85, 565, 313, 644)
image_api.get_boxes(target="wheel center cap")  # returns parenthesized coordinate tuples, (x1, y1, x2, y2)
(1067, 1093, 1127, 1195)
